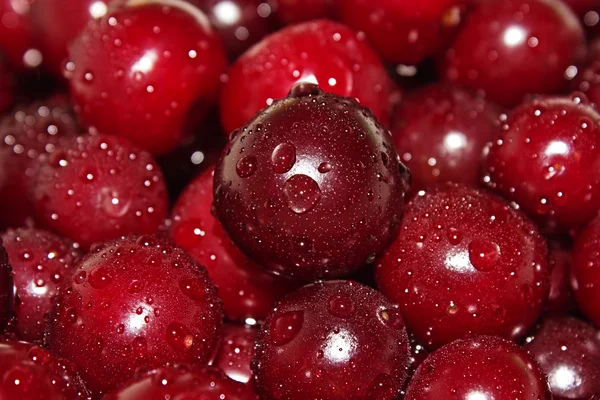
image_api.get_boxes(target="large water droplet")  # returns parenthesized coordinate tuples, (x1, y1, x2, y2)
(271, 311, 304, 345)
(468, 239, 500, 272)
(379, 308, 405, 329)
(271, 142, 296, 173)
(179, 278, 206, 302)
(166, 322, 194, 352)
(88, 266, 113, 289)
(446, 227, 463, 245)
(236, 155, 257, 178)
(328, 293, 355, 318)
(283, 174, 321, 214)
(318, 162, 332, 173)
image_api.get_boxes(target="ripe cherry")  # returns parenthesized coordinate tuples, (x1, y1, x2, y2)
(211, 324, 257, 384)
(546, 239, 576, 315)
(0, 239, 13, 331)
(252, 280, 410, 400)
(571, 214, 600, 326)
(376, 184, 550, 349)
(270, 0, 332, 24)
(214, 84, 410, 280)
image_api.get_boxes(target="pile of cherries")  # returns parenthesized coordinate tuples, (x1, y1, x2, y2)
(0, 0, 600, 398)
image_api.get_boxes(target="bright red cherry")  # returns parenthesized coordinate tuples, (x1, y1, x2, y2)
(0, 239, 13, 331)
(0, 54, 15, 114)
(376, 184, 550, 349)
(572, 47, 600, 109)
(524, 316, 600, 399)
(482, 95, 600, 233)
(0, 0, 40, 71)
(67, 0, 227, 155)
(0, 340, 90, 399)
(214, 84, 410, 280)
(252, 280, 410, 400)
(32, 134, 168, 249)
(219, 20, 395, 134)
(404, 335, 552, 400)
(1, 228, 81, 343)
(335, 0, 466, 65)
(45, 234, 223, 396)
(546, 239, 577, 315)
(270, 0, 332, 24)
(562, 0, 600, 36)
(391, 83, 501, 192)
(211, 324, 257, 384)
(571, 215, 600, 326)
(439, 0, 586, 107)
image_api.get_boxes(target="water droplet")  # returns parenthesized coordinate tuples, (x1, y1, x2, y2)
(379, 308, 405, 329)
(447, 227, 463, 245)
(293, 237, 313, 253)
(447, 301, 458, 315)
(132, 337, 147, 358)
(236, 155, 257, 178)
(318, 162, 332, 173)
(368, 374, 396, 400)
(288, 82, 322, 97)
(468, 239, 500, 272)
(128, 280, 143, 293)
(88, 266, 113, 289)
(61, 307, 78, 324)
(283, 174, 321, 214)
(271, 142, 296, 173)
(328, 293, 355, 318)
(179, 278, 206, 302)
(166, 322, 194, 352)
(73, 271, 86, 284)
(271, 311, 304, 345)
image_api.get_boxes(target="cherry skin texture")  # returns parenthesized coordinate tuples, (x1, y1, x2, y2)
(524, 316, 600, 399)
(0, 240, 13, 331)
(45, 234, 223, 396)
(335, 0, 466, 65)
(252, 280, 410, 400)
(546, 239, 577, 315)
(482, 95, 600, 233)
(270, 0, 332, 24)
(391, 83, 501, 191)
(67, 0, 227, 155)
(439, 0, 586, 107)
(0, 0, 39, 70)
(32, 134, 168, 249)
(211, 323, 258, 384)
(214, 84, 410, 280)
(403, 335, 552, 400)
(219, 20, 394, 134)
(571, 215, 600, 326)
(171, 167, 296, 322)
(376, 184, 550, 349)
(1, 228, 81, 343)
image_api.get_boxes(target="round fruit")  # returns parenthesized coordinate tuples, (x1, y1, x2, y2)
(213, 84, 410, 280)
(0, 239, 13, 330)
(252, 280, 410, 400)
(211, 323, 257, 384)
(571, 214, 600, 326)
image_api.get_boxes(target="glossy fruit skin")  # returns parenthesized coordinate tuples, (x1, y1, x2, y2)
(482, 95, 600, 233)
(67, 0, 227, 156)
(269, 0, 332, 24)
(0, 0, 39, 70)
(524, 316, 600, 400)
(0, 340, 90, 399)
(1, 228, 81, 343)
(219, 20, 395, 134)
(547, 239, 577, 315)
(171, 167, 295, 322)
(214, 84, 410, 280)
(403, 335, 552, 400)
(335, 0, 466, 65)
(391, 83, 501, 192)
(211, 324, 257, 384)
(252, 280, 410, 400)
(32, 134, 168, 249)
(439, 0, 586, 107)
(0, 240, 13, 331)
(376, 184, 550, 349)
(45, 235, 223, 396)
(103, 364, 258, 400)
(571, 215, 600, 326)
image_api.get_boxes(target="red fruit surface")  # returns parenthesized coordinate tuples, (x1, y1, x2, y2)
(171, 167, 295, 322)
(252, 280, 410, 400)
(32, 134, 168, 249)
(0, 239, 13, 331)
(211, 324, 257, 384)
(0, 54, 15, 114)
(403, 335, 552, 400)
(391, 83, 501, 191)
(45, 235, 223, 396)
(439, 0, 586, 107)
(524, 316, 600, 400)
(1, 228, 81, 343)
(482, 95, 600, 233)
(376, 184, 550, 349)
(270, 0, 332, 24)
(214, 84, 410, 280)
(67, 0, 227, 155)
(0, 0, 40, 70)
(571, 215, 600, 326)
(546, 239, 577, 315)
(219, 20, 395, 134)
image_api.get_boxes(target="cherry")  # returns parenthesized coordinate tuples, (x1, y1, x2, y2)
(572, 47, 600, 109)
(45, 234, 223, 396)
(376, 184, 550, 349)
(546, 239, 577, 315)
(482, 95, 600, 233)
(524, 316, 600, 399)
(0, 239, 13, 331)
(438, 0, 586, 107)
(390, 83, 502, 192)
(66, 0, 227, 156)
(562, 0, 600, 36)
(219, 20, 395, 134)
(32, 133, 168, 249)
(0, 340, 90, 399)
(403, 335, 552, 400)
(0, 54, 15, 114)
(269, 0, 333, 24)
(571, 214, 600, 326)
(335, 0, 466, 65)
(0, 0, 40, 71)
(103, 364, 258, 400)
(214, 84, 410, 280)
(211, 324, 257, 384)
(1, 228, 81, 343)
(252, 280, 410, 400)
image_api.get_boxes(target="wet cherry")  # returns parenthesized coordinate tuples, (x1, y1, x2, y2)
(211, 323, 258, 384)
(0, 239, 13, 331)
(571, 214, 600, 326)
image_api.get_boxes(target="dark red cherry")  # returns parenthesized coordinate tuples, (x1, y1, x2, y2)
(214, 84, 410, 280)
(482, 95, 600, 233)
(252, 280, 410, 400)
(335, 0, 466, 65)
(67, 0, 227, 155)
(572, 46, 600, 109)
(211, 324, 257, 384)
(391, 83, 502, 192)
(0, 0, 40, 70)
(0, 239, 13, 331)
(524, 316, 600, 400)
(269, 0, 333, 24)
(376, 184, 550, 349)
(103, 364, 258, 400)
(0, 340, 90, 399)
(0, 54, 15, 114)
(45, 235, 223, 396)
(404, 335, 552, 400)
(562, 0, 600, 36)
(571, 214, 600, 326)
(439, 0, 586, 107)
(171, 167, 296, 322)
(1, 228, 81, 343)
(546, 239, 577, 315)
(219, 20, 395, 134)
(32, 134, 168, 249)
